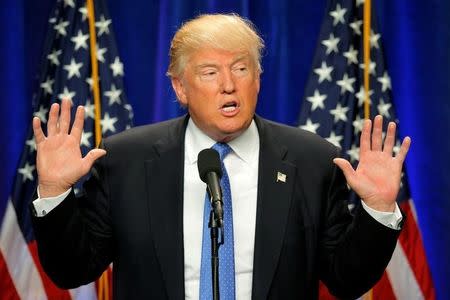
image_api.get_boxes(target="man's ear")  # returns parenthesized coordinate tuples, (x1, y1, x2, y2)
(171, 77, 188, 106)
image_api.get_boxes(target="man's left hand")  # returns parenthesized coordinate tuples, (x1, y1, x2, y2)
(333, 115, 411, 212)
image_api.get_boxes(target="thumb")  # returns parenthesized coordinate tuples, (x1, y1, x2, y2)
(333, 158, 356, 188)
(81, 149, 107, 173)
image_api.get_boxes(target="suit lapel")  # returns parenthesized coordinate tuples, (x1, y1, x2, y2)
(252, 117, 297, 300)
(145, 116, 188, 300)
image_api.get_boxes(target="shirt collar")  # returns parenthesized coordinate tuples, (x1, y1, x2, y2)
(185, 118, 259, 165)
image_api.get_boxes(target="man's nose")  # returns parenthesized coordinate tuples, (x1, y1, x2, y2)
(220, 70, 236, 94)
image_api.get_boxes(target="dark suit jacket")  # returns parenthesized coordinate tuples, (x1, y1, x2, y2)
(31, 115, 401, 299)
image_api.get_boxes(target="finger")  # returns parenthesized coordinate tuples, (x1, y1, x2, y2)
(47, 103, 60, 136)
(59, 98, 72, 134)
(359, 119, 371, 153)
(32, 117, 46, 144)
(70, 106, 85, 143)
(81, 149, 107, 174)
(371, 115, 383, 151)
(383, 122, 396, 154)
(396, 136, 411, 163)
(333, 158, 357, 188)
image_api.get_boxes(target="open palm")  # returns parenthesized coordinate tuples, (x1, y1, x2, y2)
(334, 115, 411, 212)
(33, 99, 106, 198)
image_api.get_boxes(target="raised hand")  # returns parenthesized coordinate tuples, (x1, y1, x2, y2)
(33, 99, 106, 198)
(333, 115, 411, 212)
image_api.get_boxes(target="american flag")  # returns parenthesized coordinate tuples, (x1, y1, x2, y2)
(0, 0, 133, 298)
(298, 0, 435, 299)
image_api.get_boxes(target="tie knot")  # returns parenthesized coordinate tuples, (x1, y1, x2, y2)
(212, 142, 232, 160)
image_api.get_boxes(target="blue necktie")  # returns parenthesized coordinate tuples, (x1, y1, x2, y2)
(199, 143, 236, 300)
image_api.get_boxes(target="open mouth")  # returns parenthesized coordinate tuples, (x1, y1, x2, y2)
(221, 101, 238, 112)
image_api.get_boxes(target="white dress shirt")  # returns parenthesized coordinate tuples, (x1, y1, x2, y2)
(33, 118, 402, 299)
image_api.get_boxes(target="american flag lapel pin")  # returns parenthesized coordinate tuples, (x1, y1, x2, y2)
(276, 171, 287, 183)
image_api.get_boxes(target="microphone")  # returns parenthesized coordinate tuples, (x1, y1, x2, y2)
(197, 149, 223, 227)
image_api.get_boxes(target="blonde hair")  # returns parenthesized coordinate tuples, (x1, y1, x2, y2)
(167, 13, 265, 78)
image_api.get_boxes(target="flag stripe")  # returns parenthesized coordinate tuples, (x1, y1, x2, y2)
(372, 271, 396, 300)
(386, 240, 424, 300)
(398, 200, 436, 299)
(0, 200, 47, 299)
(0, 252, 21, 300)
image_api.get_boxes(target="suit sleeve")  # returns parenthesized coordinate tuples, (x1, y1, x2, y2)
(30, 143, 113, 289)
(318, 148, 401, 299)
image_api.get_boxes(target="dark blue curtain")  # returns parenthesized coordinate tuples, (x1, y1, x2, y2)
(1, 1, 449, 299)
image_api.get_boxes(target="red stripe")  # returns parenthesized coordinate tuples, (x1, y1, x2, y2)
(28, 241, 72, 300)
(0, 251, 21, 300)
(318, 280, 337, 300)
(399, 201, 436, 300)
(372, 270, 396, 300)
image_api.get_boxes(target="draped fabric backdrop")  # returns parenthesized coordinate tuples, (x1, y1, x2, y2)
(1, 1, 449, 299)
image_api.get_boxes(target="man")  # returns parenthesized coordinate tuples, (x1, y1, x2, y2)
(31, 14, 410, 299)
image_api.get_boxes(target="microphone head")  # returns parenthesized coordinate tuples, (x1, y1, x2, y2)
(197, 149, 222, 182)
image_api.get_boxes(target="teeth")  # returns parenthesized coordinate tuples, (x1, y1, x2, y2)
(223, 106, 236, 112)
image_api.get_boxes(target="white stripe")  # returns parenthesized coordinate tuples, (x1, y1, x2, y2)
(70, 282, 97, 300)
(0, 199, 47, 299)
(408, 198, 418, 222)
(386, 241, 424, 300)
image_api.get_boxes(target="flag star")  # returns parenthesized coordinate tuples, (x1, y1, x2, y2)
(110, 57, 124, 77)
(47, 49, 62, 66)
(377, 98, 392, 118)
(33, 105, 49, 123)
(97, 46, 108, 63)
(321, 33, 340, 55)
(347, 145, 360, 162)
(84, 99, 95, 119)
(40, 77, 54, 95)
(326, 132, 343, 148)
(79, 6, 88, 21)
(352, 114, 364, 135)
(336, 73, 355, 94)
(393, 140, 401, 155)
(307, 89, 327, 111)
(101, 112, 118, 134)
(26, 137, 36, 152)
(95, 15, 112, 36)
(124, 104, 134, 120)
(356, 0, 365, 7)
(86, 76, 99, 90)
(71, 30, 89, 50)
(49, 17, 57, 24)
(54, 19, 69, 36)
(63, 58, 83, 79)
(58, 87, 76, 101)
(330, 103, 349, 122)
(81, 131, 93, 147)
(377, 71, 392, 92)
(63, 0, 75, 7)
(359, 61, 376, 76)
(18, 162, 35, 182)
(343, 45, 358, 65)
(299, 118, 320, 134)
(329, 3, 347, 26)
(350, 19, 362, 35)
(314, 61, 334, 83)
(104, 84, 122, 105)
(355, 86, 374, 106)
(370, 30, 381, 49)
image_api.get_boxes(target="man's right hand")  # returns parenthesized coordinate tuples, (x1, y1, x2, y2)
(33, 99, 107, 198)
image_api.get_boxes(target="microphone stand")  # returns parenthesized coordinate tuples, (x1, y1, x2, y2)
(209, 207, 224, 300)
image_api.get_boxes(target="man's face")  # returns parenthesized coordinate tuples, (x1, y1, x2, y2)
(171, 48, 260, 142)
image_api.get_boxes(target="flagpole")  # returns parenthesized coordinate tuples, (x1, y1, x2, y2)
(87, 0, 110, 299)
(363, 0, 372, 120)
(363, 3, 374, 300)
(87, 0, 103, 147)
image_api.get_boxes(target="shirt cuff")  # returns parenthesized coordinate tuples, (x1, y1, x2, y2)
(361, 201, 403, 230)
(33, 188, 72, 217)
